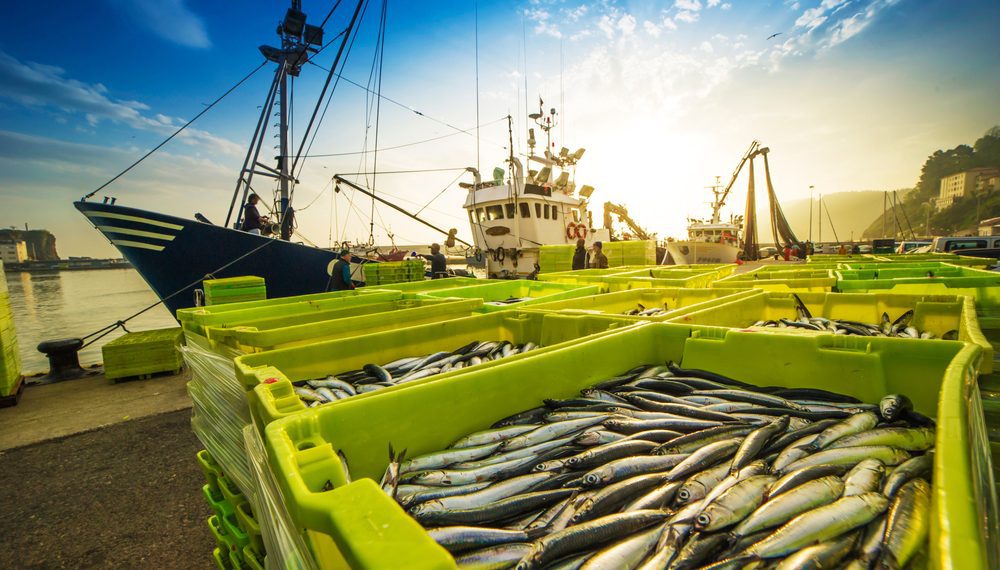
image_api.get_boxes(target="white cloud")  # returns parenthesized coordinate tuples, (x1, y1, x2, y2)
(0, 51, 241, 156)
(675, 10, 700, 23)
(526, 8, 563, 38)
(675, 0, 703, 11)
(707, 0, 721, 7)
(662, 17, 679, 30)
(598, 15, 616, 38)
(107, 0, 210, 49)
(643, 20, 662, 37)
(618, 14, 637, 36)
(721, 3, 732, 9)
(700, 41, 715, 53)
(563, 5, 588, 22)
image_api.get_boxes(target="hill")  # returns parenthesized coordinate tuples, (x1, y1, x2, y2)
(781, 190, 911, 243)
(860, 126, 1000, 238)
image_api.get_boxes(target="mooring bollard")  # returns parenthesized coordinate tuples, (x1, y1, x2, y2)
(36, 338, 87, 383)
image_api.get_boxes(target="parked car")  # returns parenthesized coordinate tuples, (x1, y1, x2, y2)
(896, 240, 932, 254)
(929, 236, 1000, 261)
(858, 245, 873, 254)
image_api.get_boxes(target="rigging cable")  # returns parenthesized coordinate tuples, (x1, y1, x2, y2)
(82, 60, 267, 200)
(299, 115, 507, 157)
(369, 0, 388, 245)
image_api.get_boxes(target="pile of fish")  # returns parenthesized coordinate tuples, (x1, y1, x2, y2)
(486, 297, 536, 306)
(293, 340, 539, 406)
(623, 303, 670, 317)
(382, 363, 933, 569)
(752, 295, 957, 339)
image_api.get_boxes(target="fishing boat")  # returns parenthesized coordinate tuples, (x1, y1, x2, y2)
(75, 1, 389, 317)
(665, 141, 802, 264)
(664, 182, 744, 265)
(457, 106, 609, 278)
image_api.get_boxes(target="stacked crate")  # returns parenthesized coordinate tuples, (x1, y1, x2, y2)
(101, 327, 184, 382)
(204, 276, 267, 306)
(362, 259, 425, 285)
(198, 449, 266, 569)
(538, 244, 574, 272)
(0, 261, 22, 402)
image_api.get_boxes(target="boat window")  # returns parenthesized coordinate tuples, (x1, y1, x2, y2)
(535, 203, 542, 218)
(543, 204, 550, 219)
(468, 210, 475, 224)
(486, 205, 504, 220)
(505, 203, 516, 218)
(520, 203, 530, 218)
(572, 209, 581, 222)
(477, 208, 486, 222)
(551, 207, 558, 221)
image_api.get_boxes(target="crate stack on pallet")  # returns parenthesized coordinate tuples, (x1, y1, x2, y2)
(362, 259, 425, 285)
(0, 261, 22, 405)
(204, 276, 267, 306)
(179, 258, 1000, 569)
(101, 327, 184, 382)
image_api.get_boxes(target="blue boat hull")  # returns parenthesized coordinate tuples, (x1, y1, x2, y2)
(74, 201, 341, 318)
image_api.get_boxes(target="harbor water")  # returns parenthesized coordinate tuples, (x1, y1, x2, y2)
(3, 269, 177, 375)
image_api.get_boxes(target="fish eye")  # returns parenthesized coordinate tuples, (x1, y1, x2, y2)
(677, 489, 691, 501)
(696, 513, 711, 527)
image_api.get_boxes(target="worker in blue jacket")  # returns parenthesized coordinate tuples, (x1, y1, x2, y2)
(330, 249, 355, 291)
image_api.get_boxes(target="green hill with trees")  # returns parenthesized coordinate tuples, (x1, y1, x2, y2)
(861, 126, 1000, 238)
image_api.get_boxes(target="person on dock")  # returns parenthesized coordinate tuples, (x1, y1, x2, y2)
(241, 194, 264, 235)
(330, 249, 355, 291)
(589, 241, 609, 269)
(421, 243, 448, 279)
(572, 238, 588, 270)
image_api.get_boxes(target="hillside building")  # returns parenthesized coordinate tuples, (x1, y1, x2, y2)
(936, 167, 1000, 210)
(0, 240, 28, 264)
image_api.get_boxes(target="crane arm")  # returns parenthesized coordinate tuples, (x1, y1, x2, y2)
(603, 202, 652, 241)
(333, 175, 473, 247)
(716, 140, 761, 211)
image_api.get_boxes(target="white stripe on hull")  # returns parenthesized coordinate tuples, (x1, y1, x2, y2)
(96, 225, 176, 241)
(110, 239, 166, 252)
(83, 210, 183, 230)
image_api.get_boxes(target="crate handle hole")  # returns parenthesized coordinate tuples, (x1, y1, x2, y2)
(297, 441, 316, 451)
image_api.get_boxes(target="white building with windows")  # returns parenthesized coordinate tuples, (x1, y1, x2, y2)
(936, 168, 1000, 210)
(0, 240, 28, 264)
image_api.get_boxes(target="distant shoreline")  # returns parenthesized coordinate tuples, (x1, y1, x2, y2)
(2, 259, 132, 272)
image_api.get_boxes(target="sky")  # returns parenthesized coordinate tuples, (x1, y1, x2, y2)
(1, 0, 998, 257)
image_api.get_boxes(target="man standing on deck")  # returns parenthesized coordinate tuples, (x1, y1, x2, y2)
(241, 194, 264, 235)
(572, 238, 588, 270)
(330, 249, 355, 291)
(589, 241, 609, 269)
(421, 243, 448, 279)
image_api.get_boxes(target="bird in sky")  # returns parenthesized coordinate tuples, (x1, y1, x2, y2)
(767, 32, 783, 40)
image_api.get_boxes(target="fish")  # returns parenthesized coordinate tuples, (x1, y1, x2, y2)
(744, 493, 888, 559)
(384, 362, 934, 568)
(878, 394, 914, 422)
(877, 478, 931, 569)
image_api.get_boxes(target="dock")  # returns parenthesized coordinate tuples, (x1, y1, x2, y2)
(0, 370, 213, 568)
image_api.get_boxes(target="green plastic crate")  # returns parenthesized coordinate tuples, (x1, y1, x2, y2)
(208, 514, 236, 555)
(235, 501, 265, 556)
(241, 311, 640, 427)
(177, 290, 402, 336)
(836, 266, 1000, 310)
(197, 449, 224, 494)
(242, 546, 264, 570)
(416, 280, 601, 312)
(204, 276, 267, 306)
(204, 298, 483, 353)
(212, 547, 230, 570)
(362, 277, 483, 296)
(218, 475, 247, 508)
(525, 286, 758, 321)
(713, 267, 837, 291)
(203, 484, 235, 521)
(263, 322, 995, 569)
(101, 327, 183, 380)
(668, 290, 994, 373)
(874, 253, 996, 268)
